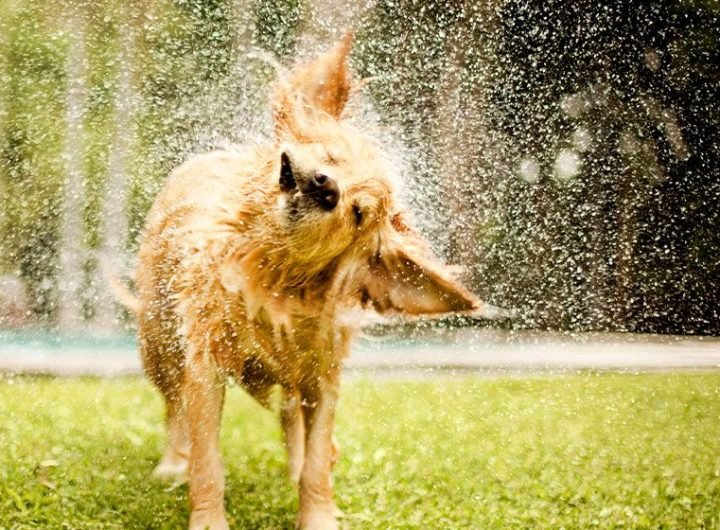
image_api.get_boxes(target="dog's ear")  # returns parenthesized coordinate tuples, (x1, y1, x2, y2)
(273, 31, 353, 138)
(359, 236, 480, 315)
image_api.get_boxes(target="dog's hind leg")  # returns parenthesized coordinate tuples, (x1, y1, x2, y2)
(281, 387, 305, 484)
(153, 393, 190, 482)
(139, 325, 190, 482)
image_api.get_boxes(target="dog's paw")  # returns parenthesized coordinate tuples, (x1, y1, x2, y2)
(152, 456, 189, 484)
(189, 510, 230, 530)
(297, 505, 339, 530)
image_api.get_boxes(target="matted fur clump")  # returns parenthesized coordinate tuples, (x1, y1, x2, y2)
(132, 32, 480, 530)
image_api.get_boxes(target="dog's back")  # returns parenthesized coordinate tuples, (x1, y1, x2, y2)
(136, 146, 278, 391)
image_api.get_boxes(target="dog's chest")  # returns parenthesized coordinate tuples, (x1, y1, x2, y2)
(208, 301, 332, 385)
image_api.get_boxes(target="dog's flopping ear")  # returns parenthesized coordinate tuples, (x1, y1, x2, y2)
(359, 234, 480, 315)
(273, 31, 354, 139)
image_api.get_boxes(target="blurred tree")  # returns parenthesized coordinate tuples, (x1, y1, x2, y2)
(487, 0, 720, 333)
(252, 0, 304, 58)
(356, 0, 469, 254)
(356, 0, 720, 334)
(356, 0, 512, 303)
(128, 0, 237, 249)
(93, 3, 142, 331)
(57, 3, 89, 331)
(0, 0, 67, 324)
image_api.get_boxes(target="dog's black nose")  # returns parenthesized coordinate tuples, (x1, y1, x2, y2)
(279, 152, 297, 192)
(307, 173, 339, 211)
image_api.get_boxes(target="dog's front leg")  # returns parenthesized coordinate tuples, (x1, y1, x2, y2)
(186, 350, 228, 530)
(298, 377, 340, 530)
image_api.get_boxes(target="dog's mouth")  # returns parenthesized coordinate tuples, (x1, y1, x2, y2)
(280, 152, 339, 213)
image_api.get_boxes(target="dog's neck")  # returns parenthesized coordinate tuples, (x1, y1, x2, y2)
(219, 226, 343, 317)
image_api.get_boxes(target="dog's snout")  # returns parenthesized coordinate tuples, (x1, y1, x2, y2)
(307, 173, 339, 211)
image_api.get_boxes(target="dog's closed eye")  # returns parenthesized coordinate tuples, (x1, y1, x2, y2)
(352, 203, 363, 226)
(325, 151, 339, 165)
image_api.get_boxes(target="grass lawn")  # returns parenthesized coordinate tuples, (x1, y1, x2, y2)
(0, 372, 719, 529)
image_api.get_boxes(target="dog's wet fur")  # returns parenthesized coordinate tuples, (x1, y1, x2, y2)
(133, 33, 480, 530)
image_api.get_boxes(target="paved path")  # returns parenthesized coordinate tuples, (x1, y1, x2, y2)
(352, 328, 720, 377)
(1, 328, 719, 377)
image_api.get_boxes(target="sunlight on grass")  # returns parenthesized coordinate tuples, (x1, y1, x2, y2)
(0, 373, 718, 529)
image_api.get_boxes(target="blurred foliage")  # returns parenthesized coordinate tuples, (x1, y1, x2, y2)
(486, 0, 720, 333)
(357, 0, 720, 334)
(0, 0, 718, 333)
(129, 0, 238, 247)
(252, 0, 305, 58)
(0, 0, 67, 321)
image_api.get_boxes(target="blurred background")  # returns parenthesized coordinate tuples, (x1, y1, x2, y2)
(0, 0, 718, 338)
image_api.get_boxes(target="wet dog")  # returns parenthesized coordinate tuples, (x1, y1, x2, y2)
(133, 33, 480, 530)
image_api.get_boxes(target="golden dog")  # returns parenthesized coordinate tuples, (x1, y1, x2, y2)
(133, 33, 479, 530)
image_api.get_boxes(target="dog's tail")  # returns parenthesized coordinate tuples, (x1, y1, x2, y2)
(99, 254, 141, 314)
(109, 274, 141, 314)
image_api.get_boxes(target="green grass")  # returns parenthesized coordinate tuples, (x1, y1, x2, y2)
(0, 373, 719, 529)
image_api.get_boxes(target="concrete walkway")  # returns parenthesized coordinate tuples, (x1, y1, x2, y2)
(352, 328, 720, 377)
(1, 328, 719, 377)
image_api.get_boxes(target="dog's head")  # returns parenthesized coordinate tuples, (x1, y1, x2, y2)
(266, 33, 479, 316)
